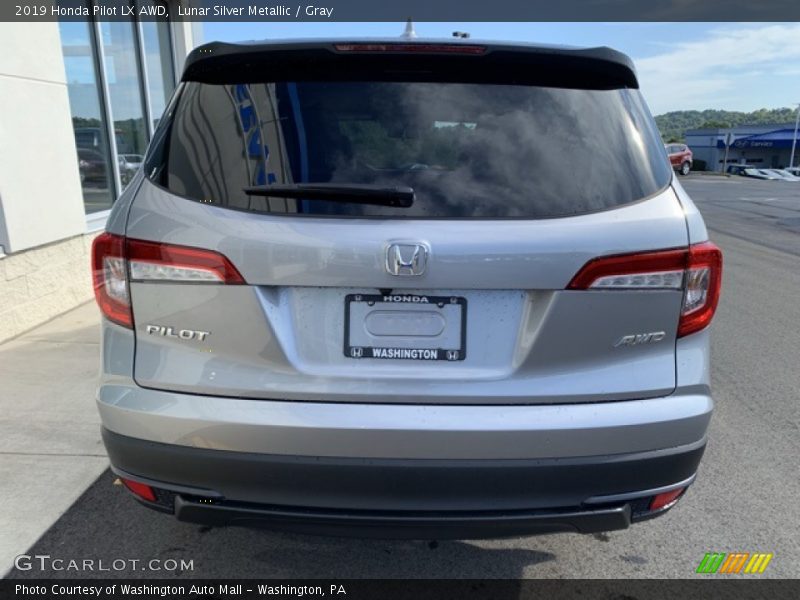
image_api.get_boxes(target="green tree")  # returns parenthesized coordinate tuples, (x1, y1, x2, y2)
(654, 107, 796, 142)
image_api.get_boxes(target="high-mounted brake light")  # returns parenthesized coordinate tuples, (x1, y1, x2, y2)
(91, 233, 246, 329)
(568, 242, 722, 338)
(333, 43, 487, 55)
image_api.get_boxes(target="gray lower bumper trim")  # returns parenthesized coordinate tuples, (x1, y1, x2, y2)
(103, 428, 704, 513)
(584, 473, 697, 505)
(173, 496, 632, 539)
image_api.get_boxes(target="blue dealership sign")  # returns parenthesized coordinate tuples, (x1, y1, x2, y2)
(718, 129, 797, 149)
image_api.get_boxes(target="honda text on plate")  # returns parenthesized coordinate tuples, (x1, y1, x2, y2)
(92, 37, 722, 538)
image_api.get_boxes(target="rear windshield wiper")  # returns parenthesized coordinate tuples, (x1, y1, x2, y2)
(243, 183, 414, 208)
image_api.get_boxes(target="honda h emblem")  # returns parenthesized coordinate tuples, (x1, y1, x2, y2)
(386, 243, 428, 276)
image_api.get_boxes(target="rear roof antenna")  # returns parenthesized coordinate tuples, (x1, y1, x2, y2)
(402, 18, 418, 39)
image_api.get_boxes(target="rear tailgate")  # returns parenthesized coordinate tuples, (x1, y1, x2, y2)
(127, 181, 687, 404)
(126, 40, 686, 405)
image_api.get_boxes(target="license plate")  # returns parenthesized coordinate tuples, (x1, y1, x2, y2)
(344, 294, 466, 361)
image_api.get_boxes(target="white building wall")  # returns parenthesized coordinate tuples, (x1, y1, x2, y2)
(0, 23, 92, 342)
(0, 13, 197, 342)
(172, 19, 203, 73)
(0, 23, 87, 254)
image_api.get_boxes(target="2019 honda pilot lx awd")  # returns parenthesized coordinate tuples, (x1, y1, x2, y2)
(92, 38, 722, 538)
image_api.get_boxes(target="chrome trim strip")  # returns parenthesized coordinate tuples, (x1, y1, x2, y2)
(584, 473, 697, 505)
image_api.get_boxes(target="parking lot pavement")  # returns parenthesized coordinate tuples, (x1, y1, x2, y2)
(5, 176, 800, 579)
(679, 174, 800, 256)
(0, 303, 107, 578)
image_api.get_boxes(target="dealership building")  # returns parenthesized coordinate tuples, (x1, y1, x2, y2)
(685, 122, 799, 171)
(0, 3, 200, 342)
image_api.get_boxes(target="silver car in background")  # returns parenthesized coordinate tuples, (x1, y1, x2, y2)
(760, 169, 800, 181)
(92, 38, 722, 538)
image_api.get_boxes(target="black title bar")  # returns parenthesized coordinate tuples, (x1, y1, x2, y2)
(5, 0, 800, 22)
(4, 579, 800, 600)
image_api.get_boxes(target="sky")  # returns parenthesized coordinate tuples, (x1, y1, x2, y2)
(202, 22, 800, 116)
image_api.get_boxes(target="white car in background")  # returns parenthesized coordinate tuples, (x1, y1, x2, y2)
(761, 169, 800, 181)
(118, 154, 143, 186)
(735, 168, 773, 180)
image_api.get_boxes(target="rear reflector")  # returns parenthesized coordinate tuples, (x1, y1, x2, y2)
(650, 487, 685, 511)
(334, 43, 487, 55)
(568, 242, 722, 338)
(91, 233, 246, 329)
(121, 478, 156, 502)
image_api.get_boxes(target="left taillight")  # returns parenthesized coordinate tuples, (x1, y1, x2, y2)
(567, 241, 723, 338)
(126, 238, 245, 285)
(91, 233, 246, 329)
(91, 232, 132, 328)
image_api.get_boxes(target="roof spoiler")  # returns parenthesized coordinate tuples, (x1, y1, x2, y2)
(182, 40, 639, 90)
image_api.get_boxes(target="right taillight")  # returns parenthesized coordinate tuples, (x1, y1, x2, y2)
(568, 241, 722, 338)
(677, 241, 723, 338)
(91, 233, 246, 329)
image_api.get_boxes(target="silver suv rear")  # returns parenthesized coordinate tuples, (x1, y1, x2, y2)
(92, 38, 722, 538)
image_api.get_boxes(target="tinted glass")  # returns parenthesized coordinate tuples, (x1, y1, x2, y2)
(99, 20, 148, 191)
(155, 81, 671, 219)
(138, 2, 175, 131)
(59, 17, 115, 213)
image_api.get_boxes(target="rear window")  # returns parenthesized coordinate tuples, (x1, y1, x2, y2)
(148, 81, 671, 219)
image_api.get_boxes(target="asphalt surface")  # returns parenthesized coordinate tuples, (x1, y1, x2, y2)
(9, 175, 800, 580)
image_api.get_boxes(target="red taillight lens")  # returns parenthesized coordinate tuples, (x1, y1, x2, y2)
(568, 242, 722, 338)
(567, 248, 687, 291)
(91, 234, 246, 328)
(91, 232, 132, 328)
(126, 238, 245, 284)
(650, 487, 685, 511)
(333, 43, 487, 55)
(678, 242, 723, 338)
(120, 478, 156, 502)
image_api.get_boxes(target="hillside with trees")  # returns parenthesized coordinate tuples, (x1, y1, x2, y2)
(654, 108, 797, 142)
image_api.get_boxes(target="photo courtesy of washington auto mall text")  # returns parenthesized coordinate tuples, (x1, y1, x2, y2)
(14, 583, 346, 597)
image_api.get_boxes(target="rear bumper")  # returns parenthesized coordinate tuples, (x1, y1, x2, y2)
(96, 384, 712, 460)
(103, 427, 703, 538)
(170, 497, 633, 539)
